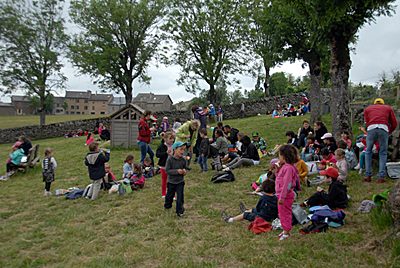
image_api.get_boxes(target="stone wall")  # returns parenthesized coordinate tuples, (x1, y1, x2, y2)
(0, 93, 304, 143)
(0, 117, 110, 144)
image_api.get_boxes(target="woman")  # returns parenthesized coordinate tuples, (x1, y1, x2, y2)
(314, 121, 328, 145)
(175, 119, 200, 168)
(137, 110, 154, 165)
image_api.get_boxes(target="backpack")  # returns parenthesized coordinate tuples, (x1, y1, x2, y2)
(42, 157, 55, 182)
(211, 171, 235, 183)
(345, 150, 357, 170)
(292, 204, 309, 225)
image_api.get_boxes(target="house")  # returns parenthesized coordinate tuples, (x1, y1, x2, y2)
(65, 90, 113, 115)
(11, 95, 35, 115)
(108, 96, 126, 114)
(132, 93, 173, 112)
(0, 102, 16, 116)
(52, 96, 66, 115)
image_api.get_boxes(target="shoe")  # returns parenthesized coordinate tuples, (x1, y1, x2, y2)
(161, 195, 165, 199)
(177, 213, 184, 217)
(279, 233, 290, 241)
(222, 167, 230, 172)
(43, 190, 48, 196)
(358, 168, 363, 175)
(377, 178, 386, 183)
(239, 202, 247, 213)
(363, 176, 372, 182)
(354, 163, 360, 170)
(221, 210, 231, 222)
(222, 165, 227, 169)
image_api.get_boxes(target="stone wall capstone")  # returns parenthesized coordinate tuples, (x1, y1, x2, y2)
(0, 93, 304, 143)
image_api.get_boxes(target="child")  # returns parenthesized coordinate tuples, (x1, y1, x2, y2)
(198, 128, 210, 172)
(337, 140, 358, 170)
(251, 131, 267, 155)
(301, 167, 348, 210)
(334, 148, 348, 182)
(317, 148, 337, 170)
(84, 142, 110, 200)
(285, 131, 299, 148)
(142, 156, 154, 179)
(296, 156, 309, 184)
(275, 144, 299, 240)
(86, 132, 94, 146)
(164, 141, 188, 217)
(161, 117, 170, 133)
(123, 155, 134, 179)
(222, 179, 278, 224)
(102, 163, 117, 190)
(301, 135, 319, 161)
(156, 131, 175, 198)
(340, 131, 352, 150)
(130, 164, 146, 190)
(252, 158, 279, 191)
(321, 133, 338, 154)
(42, 148, 57, 196)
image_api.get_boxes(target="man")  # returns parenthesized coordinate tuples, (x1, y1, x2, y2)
(364, 98, 398, 183)
(223, 125, 240, 145)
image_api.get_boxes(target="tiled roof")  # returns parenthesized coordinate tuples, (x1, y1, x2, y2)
(133, 93, 172, 104)
(11, 95, 30, 102)
(65, 91, 91, 99)
(90, 94, 113, 101)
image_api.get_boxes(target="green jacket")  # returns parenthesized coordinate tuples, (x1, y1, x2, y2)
(10, 148, 25, 165)
(175, 121, 198, 145)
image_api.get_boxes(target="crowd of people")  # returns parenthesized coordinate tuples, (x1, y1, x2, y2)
(2, 97, 398, 241)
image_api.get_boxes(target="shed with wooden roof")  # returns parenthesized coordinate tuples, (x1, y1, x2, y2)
(110, 103, 144, 148)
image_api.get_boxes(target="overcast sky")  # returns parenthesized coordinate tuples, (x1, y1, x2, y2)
(3, 1, 400, 103)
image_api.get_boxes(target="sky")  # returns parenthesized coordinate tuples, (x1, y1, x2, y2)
(3, 1, 400, 104)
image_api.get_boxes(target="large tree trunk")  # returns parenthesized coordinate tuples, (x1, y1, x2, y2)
(209, 83, 216, 104)
(39, 95, 46, 126)
(125, 83, 133, 104)
(263, 63, 270, 97)
(308, 58, 322, 124)
(330, 34, 352, 138)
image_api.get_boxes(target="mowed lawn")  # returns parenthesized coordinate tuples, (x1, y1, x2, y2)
(0, 114, 107, 129)
(0, 115, 399, 267)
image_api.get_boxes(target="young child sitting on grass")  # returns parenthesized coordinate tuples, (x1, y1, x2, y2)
(102, 163, 117, 191)
(130, 164, 146, 190)
(123, 155, 134, 179)
(142, 156, 154, 179)
(164, 141, 188, 217)
(251, 158, 279, 191)
(251, 131, 267, 156)
(84, 142, 110, 200)
(334, 148, 348, 182)
(301, 167, 348, 210)
(222, 179, 278, 224)
(317, 147, 337, 171)
(42, 148, 57, 196)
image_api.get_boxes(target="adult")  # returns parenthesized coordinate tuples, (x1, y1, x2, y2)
(175, 119, 201, 168)
(18, 136, 32, 156)
(98, 123, 104, 136)
(222, 135, 260, 171)
(217, 105, 224, 122)
(212, 122, 224, 142)
(137, 110, 154, 165)
(320, 133, 338, 154)
(192, 105, 208, 161)
(285, 131, 299, 148)
(297, 120, 314, 148)
(100, 126, 110, 141)
(314, 121, 328, 145)
(363, 98, 398, 183)
(208, 104, 216, 123)
(223, 125, 240, 145)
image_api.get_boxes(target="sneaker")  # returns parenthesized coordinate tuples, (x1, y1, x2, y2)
(221, 210, 231, 222)
(354, 163, 360, 170)
(279, 233, 290, 241)
(377, 178, 386, 183)
(43, 190, 48, 196)
(358, 168, 363, 175)
(173, 196, 177, 201)
(239, 202, 247, 213)
(161, 195, 166, 199)
(363, 176, 372, 182)
(177, 213, 184, 217)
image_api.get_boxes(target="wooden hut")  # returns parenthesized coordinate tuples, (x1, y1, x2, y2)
(110, 103, 144, 148)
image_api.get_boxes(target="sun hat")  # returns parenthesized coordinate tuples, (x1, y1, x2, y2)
(163, 116, 168, 120)
(321, 133, 333, 140)
(172, 141, 185, 150)
(374, 98, 385, 104)
(319, 167, 339, 178)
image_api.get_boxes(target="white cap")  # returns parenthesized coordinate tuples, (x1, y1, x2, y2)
(321, 133, 333, 139)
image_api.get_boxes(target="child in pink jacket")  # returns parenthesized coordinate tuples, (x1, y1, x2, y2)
(275, 144, 300, 241)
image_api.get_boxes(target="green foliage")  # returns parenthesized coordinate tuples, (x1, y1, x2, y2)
(350, 82, 377, 101)
(69, 0, 167, 103)
(0, 0, 68, 125)
(269, 72, 288, 96)
(164, 0, 248, 104)
(370, 204, 393, 231)
(29, 94, 54, 114)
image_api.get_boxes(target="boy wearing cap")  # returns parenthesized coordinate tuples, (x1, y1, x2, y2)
(251, 131, 267, 155)
(363, 98, 398, 183)
(164, 141, 188, 217)
(302, 167, 348, 209)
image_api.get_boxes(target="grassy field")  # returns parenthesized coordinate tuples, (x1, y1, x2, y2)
(0, 114, 107, 129)
(0, 115, 399, 267)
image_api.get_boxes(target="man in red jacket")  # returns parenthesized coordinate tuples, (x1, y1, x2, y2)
(364, 98, 398, 183)
(137, 110, 154, 165)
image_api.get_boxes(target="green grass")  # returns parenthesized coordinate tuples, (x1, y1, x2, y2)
(0, 114, 399, 267)
(0, 114, 107, 129)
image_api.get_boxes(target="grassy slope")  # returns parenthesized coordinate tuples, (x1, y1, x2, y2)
(0, 115, 398, 267)
(0, 114, 106, 129)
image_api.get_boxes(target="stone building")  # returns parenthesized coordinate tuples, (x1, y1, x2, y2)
(11, 95, 35, 115)
(65, 90, 113, 115)
(0, 102, 16, 116)
(132, 93, 173, 112)
(53, 96, 66, 115)
(108, 96, 126, 114)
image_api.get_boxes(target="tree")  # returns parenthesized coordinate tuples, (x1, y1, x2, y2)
(69, 0, 167, 104)
(245, 0, 285, 97)
(30, 94, 54, 114)
(269, 72, 288, 96)
(292, 0, 396, 137)
(164, 0, 247, 104)
(349, 82, 377, 101)
(229, 89, 245, 105)
(0, 0, 68, 126)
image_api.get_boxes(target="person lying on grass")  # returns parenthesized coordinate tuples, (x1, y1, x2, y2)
(222, 179, 278, 224)
(222, 135, 260, 171)
(301, 167, 348, 210)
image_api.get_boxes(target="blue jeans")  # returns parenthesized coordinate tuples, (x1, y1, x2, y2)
(365, 128, 388, 178)
(137, 141, 154, 164)
(198, 155, 208, 171)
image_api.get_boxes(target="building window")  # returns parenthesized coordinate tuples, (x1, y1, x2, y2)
(77, 111, 81, 114)
(82, 112, 85, 114)
(92, 106, 95, 110)
(56, 103, 60, 107)
(84, 106, 88, 110)
(92, 101, 95, 104)
(100, 112, 105, 115)
(91, 112, 95, 115)
(103, 101, 106, 104)
(70, 105, 74, 109)
(75, 99, 79, 103)
(71, 111, 75, 114)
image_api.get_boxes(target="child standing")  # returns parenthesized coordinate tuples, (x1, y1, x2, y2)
(84, 142, 110, 200)
(156, 131, 175, 198)
(198, 128, 210, 172)
(164, 141, 188, 217)
(275, 144, 299, 240)
(42, 148, 57, 196)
